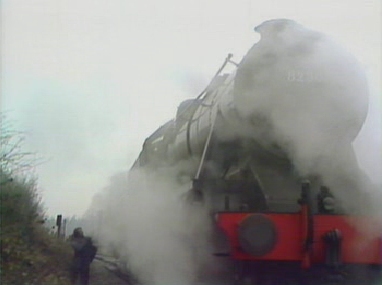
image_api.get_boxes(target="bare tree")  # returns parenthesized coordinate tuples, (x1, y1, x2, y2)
(0, 114, 40, 179)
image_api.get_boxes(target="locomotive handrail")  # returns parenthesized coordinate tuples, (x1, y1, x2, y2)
(300, 180, 314, 269)
(177, 53, 236, 121)
(196, 53, 234, 100)
(186, 53, 237, 177)
(194, 108, 218, 180)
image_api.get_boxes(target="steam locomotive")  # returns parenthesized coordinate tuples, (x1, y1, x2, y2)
(133, 20, 381, 284)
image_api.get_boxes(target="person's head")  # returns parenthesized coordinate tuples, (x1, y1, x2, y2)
(73, 227, 84, 238)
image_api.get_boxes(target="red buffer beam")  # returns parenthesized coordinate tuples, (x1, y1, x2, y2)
(216, 212, 382, 265)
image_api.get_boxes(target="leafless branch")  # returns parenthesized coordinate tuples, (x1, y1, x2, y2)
(0, 114, 43, 178)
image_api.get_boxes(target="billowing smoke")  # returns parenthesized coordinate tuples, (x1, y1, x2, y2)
(221, 19, 375, 213)
(86, 161, 213, 285)
(85, 19, 381, 283)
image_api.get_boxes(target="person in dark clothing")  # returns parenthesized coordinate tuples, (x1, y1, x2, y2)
(69, 227, 97, 285)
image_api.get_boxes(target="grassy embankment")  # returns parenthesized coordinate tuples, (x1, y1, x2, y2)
(1, 117, 73, 285)
(0, 171, 73, 285)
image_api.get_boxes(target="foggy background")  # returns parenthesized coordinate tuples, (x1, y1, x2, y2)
(1, 0, 381, 217)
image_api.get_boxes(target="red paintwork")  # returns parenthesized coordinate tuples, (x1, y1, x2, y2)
(216, 212, 382, 265)
(300, 204, 311, 268)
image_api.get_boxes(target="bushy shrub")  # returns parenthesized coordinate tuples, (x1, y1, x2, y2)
(0, 171, 72, 285)
(0, 116, 72, 285)
(1, 173, 40, 236)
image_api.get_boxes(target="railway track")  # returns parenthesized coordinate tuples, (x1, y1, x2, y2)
(93, 255, 381, 285)
(93, 255, 136, 285)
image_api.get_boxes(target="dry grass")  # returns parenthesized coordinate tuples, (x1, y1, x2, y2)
(0, 174, 73, 285)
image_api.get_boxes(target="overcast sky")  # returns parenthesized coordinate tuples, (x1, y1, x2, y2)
(2, 0, 381, 217)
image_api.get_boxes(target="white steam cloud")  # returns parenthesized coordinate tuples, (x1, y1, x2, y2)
(85, 19, 381, 284)
(86, 163, 213, 285)
(226, 19, 373, 212)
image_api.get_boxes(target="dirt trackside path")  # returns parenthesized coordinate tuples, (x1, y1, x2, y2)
(89, 259, 130, 285)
